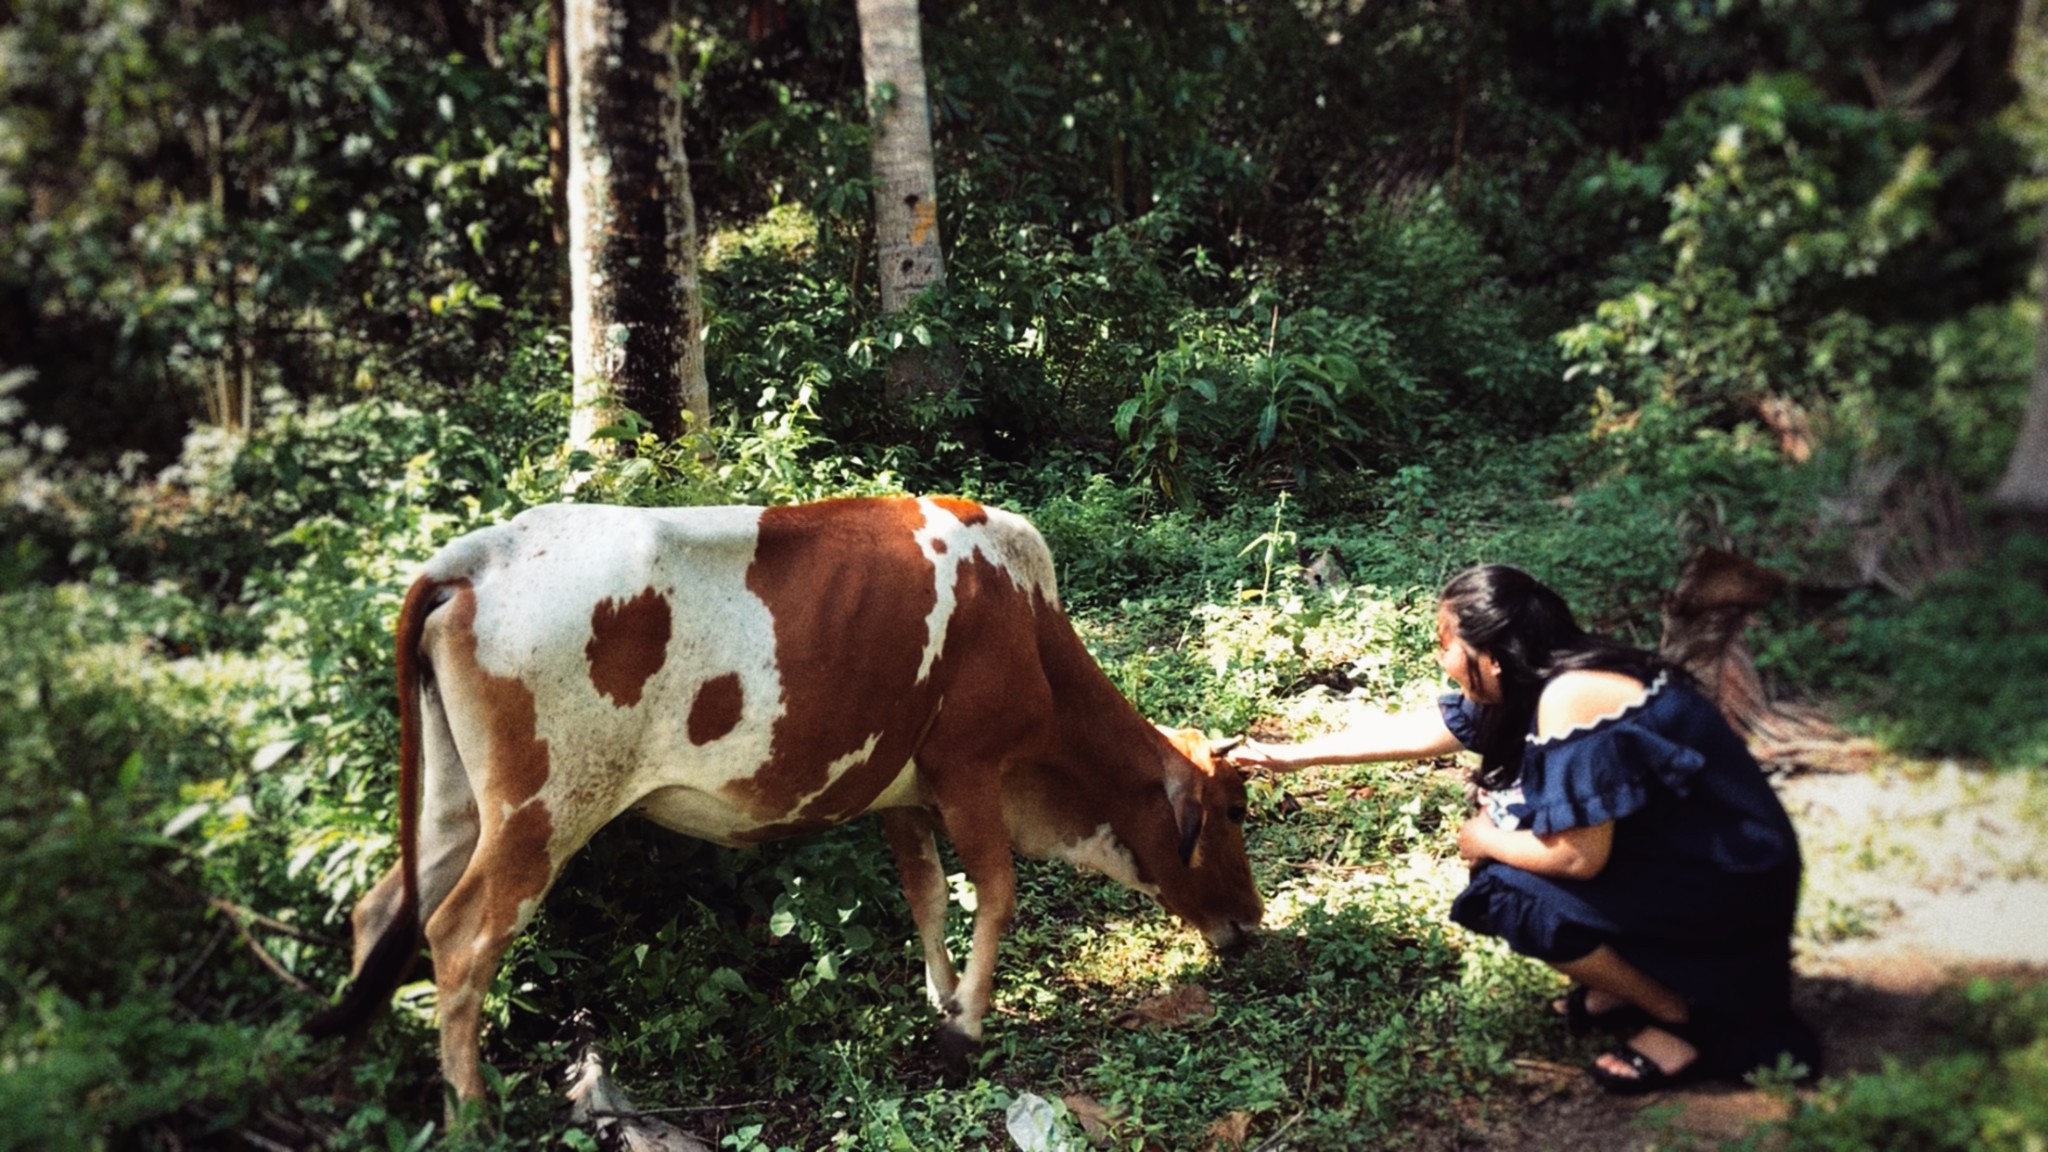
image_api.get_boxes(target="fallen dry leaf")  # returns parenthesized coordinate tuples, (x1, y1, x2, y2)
(1113, 983, 1216, 1030)
(1203, 1110, 1254, 1150)
(1061, 1093, 1119, 1143)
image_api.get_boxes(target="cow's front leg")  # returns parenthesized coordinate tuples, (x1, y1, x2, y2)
(881, 807, 958, 1011)
(935, 823, 1017, 1083)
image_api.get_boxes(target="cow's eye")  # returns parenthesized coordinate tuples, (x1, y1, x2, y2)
(1226, 804, 1247, 825)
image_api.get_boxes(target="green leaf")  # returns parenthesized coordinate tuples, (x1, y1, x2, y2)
(162, 800, 212, 838)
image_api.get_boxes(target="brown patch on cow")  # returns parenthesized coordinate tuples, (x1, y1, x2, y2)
(435, 586, 553, 810)
(931, 538, 949, 554)
(688, 672, 744, 745)
(727, 498, 945, 821)
(585, 586, 673, 707)
(930, 496, 987, 525)
(487, 799, 557, 912)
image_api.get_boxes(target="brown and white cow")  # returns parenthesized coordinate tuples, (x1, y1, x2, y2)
(303, 495, 1262, 1104)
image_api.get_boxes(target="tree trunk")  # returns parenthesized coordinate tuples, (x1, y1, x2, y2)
(1658, 548, 1875, 773)
(1992, 225, 2048, 519)
(545, 0, 570, 259)
(564, 0, 708, 454)
(857, 0, 949, 403)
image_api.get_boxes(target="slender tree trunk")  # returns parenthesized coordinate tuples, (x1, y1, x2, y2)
(545, 0, 570, 258)
(564, 0, 708, 454)
(1992, 224, 2048, 518)
(857, 0, 949, 402)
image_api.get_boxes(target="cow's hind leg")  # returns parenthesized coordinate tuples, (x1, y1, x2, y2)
(881, 807, 959, 1011)
(421, 801, 558, 1114)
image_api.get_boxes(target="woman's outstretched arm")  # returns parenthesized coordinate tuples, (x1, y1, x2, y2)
(1225, 706, 1463, 773)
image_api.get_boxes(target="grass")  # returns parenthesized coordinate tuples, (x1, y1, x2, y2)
(428, 754, 1559, 1151)
(9, 457, 2048, 1149)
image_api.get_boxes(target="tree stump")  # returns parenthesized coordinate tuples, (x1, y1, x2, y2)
(1658, 548, 1875, 773)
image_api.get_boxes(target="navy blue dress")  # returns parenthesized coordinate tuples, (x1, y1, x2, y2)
(1441, 672, 1819, 1075)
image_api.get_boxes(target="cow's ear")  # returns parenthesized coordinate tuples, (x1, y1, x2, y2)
(1164, 766, 1205, 867)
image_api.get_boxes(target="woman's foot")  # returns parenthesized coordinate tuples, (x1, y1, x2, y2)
(1552, 986, 1648, 1037)
(1589, 1019, 1709, 1096)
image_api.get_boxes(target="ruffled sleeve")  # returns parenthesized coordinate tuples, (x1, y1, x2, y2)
(1510, 724, 1708, 836)
(1437, 693, 1484, 751)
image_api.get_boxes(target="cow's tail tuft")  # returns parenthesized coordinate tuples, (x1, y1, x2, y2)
(301, 576, 442, 1039)
(300, 916, 422, 1039)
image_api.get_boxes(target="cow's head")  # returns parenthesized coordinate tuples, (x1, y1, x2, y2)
(1150, 727, 1263, 954)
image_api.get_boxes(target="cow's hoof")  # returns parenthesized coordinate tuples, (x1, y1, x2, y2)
(936, 1024, 978, 1086)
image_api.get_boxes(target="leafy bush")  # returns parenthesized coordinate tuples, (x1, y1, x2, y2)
(1743, 979, 2048, 1152)
(1559, 74, 2030, 489)
(1114, 294, 1416, 504)
(1779, 534, 2048, 767)
(0, 584, 299, 1147)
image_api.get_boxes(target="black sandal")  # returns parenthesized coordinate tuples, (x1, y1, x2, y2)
(1588, 1016, 1716, 1096)
(1553, 985, 1649, 1038)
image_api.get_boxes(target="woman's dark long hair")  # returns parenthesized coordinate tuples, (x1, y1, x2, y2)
(1440, 565, 1676, 791)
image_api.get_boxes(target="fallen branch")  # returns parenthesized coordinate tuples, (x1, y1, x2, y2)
(563, 1013, 717, 1152)
(209, 897, 343, 946)
(237, 1130, 295, 1152)
(1288, 859, 1380, 876)
(169, 921, 233, 1001)
(1249, 1107, 1307, 1152)
(219, 907, 315, 995)
(587, 1100, 780, 1116)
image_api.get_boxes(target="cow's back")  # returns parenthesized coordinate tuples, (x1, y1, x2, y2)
(416, 498, 1062, 851)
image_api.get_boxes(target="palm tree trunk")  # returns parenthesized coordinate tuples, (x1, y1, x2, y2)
(858, 0, 950, 403)
(564, 0, 708, 454)
(1992, 226, 2048, 518)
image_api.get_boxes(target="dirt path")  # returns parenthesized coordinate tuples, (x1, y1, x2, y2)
(1444, 762, 2048, 1151)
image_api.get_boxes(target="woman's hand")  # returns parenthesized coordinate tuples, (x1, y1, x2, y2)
(1457, 812, 1497, 866)
(1223, 738, 1299, 772)
(1457, 815, 1615, 879)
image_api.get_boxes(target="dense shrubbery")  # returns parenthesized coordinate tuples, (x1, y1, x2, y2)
(1, 0, 2043, 1146)
(1743, 978, 2048, 1152)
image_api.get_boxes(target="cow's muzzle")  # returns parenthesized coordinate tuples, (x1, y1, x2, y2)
(1204, 920, 1257, 958)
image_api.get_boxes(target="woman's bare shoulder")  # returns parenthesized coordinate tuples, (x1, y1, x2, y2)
(1536, 669, 1650, 739)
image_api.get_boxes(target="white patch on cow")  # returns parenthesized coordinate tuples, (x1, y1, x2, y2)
(909, 503, 964, 685)
(424, 504, 793, 846)
(909, 500, 1062, 685)
(857, 747, 925, 815)
(974, 506, 1061, 605)
(1053, 823, 1156, 895)
(781, 731, 885, 814)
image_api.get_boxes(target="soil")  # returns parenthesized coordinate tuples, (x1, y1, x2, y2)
(1428, 762, 2048, 1152)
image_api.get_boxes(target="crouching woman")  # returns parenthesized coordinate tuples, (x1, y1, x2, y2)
(1229, 564, 1820, 1092)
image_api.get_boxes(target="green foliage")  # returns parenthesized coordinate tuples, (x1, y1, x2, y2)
(1742, 979, 2048, 1152)
(1559, 74, 2030, 489)
(0, 0, 559, 461)
(1781, 534, 2048, 767)
(0, 584, 299, 1147)
(1, 0, 2043, 1146)
(1113, 294, 1410, 504)
(1310, 201, 1565, 432)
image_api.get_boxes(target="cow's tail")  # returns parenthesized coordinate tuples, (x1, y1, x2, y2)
(301, 576, 440, 1040)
